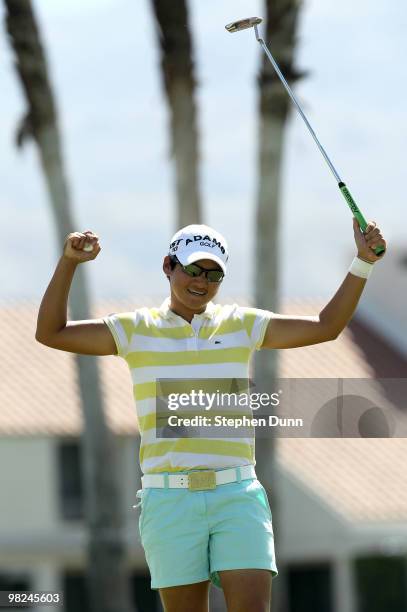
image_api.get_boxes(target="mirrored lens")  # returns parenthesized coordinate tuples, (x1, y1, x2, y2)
(207, 270, 224, 282)
(180, 262, 224, 283)
(183, 264, 202, 277)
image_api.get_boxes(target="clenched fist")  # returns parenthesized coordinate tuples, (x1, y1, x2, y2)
(63, 230, 101, 263)
(353, 218, 386, 263)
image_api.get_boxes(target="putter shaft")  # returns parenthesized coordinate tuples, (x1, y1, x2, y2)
(225, 16, 385, 254)
(254, 26, 342, 184)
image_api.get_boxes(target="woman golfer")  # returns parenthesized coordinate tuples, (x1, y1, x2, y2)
(36, 220, 385, 612)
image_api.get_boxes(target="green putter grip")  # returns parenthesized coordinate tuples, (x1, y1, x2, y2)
(338, 182, 385, 256)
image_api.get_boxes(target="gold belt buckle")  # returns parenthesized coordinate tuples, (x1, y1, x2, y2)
(188, 470, 217, 491)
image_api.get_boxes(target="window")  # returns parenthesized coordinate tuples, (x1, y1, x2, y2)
(287, 562, 333, 612)
(130, 574, 162, 612)
(62, 571, 161, 612)
(354, 555, 407, 612)
(0, 573, 31, 610)
(62, 572, 88, 612)
(0, 572, 30, 591)
(57, 440, 83, 520)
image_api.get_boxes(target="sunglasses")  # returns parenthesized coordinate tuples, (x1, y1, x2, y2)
(172, 256, 224, 283)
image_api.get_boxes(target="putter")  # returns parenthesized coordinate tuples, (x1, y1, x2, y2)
(225, 17, 384, 255)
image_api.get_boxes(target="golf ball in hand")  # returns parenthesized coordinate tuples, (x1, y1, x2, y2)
(83, 243, 93, 252)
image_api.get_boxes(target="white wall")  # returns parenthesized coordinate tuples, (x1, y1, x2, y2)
(1, 433, 405, 608)
(0, 438, 57, 533)
(0, 436, 146, 569)
(276, 467, 352, 560)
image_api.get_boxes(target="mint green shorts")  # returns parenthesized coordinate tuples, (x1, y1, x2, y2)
(134, 470, 278, 590)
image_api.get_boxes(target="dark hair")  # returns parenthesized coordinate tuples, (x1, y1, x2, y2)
(169, 255, 178, 270)
(166, 255, 178, 281)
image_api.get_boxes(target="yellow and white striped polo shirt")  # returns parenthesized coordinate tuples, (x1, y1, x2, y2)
(104, 298, 273, 474)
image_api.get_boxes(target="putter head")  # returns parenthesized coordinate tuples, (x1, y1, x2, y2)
(225, 17, 262, 33)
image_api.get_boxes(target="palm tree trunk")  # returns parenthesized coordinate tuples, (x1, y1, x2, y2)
(254, 2, 304, 610)
(4, 3, 134, 611)
(150, 0, 202, 227)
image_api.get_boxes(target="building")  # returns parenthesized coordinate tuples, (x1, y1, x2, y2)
(0, 278, 406, 611)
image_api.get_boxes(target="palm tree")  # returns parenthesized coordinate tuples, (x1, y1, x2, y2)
(254, 1, 305, 610)
(3, 3, 134, 611)
(150, 0, 202, 227)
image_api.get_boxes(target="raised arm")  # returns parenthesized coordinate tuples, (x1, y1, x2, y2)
(35, 231, 117, 356)
(261, 219, 386, 349)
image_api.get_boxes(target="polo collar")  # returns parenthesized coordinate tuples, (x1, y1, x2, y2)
(159, 297, 216, 321)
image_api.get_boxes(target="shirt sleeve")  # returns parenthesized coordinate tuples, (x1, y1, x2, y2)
(102, 312, 137, 358)
(239, 306, 275, 351)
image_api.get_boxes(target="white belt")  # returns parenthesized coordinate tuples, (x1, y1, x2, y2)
(141, 465, 256, 491)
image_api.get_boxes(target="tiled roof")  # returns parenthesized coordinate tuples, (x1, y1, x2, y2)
(0, 300, 139, 436)
(278, 438, 407, 522)
(357, 246, 407, 357)
(1, 297, 373, 435)
(275, 299, 376, 378)
(1, 298, 406, 523)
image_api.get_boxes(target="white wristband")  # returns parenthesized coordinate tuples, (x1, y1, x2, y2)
(349, 256, 374, 279)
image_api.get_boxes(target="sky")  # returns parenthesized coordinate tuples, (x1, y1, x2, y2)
(0, 0, 406, 305)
